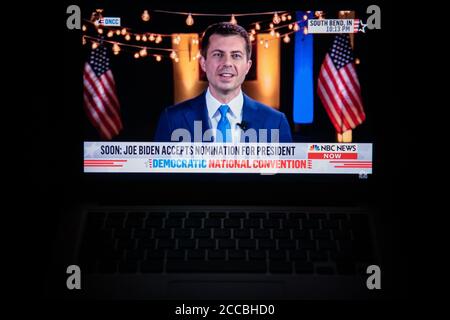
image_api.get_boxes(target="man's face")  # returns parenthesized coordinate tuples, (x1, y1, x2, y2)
(200, 34, 252, 97)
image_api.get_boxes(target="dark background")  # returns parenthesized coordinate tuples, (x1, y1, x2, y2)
(18, 0, 410, 309)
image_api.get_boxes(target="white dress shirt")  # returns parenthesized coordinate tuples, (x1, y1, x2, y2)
(205, 88, 243, 143)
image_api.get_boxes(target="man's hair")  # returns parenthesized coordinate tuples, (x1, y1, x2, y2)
(201, 22, 252, 60)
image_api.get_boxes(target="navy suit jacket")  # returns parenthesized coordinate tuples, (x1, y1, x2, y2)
(154, 91, 293, 142)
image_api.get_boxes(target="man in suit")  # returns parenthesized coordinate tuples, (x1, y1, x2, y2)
(154, 22, 292, 143)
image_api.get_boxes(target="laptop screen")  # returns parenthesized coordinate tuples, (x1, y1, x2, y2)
(77, 1, 388, 192)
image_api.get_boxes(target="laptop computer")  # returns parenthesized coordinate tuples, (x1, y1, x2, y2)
(40, 0, 403, 300)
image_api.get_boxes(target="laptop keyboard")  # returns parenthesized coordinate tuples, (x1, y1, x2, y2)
(80, 209, 375, 275)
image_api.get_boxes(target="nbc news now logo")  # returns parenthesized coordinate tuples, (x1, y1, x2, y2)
(309, 144, 357, 152)
(95, 17, 121, 26)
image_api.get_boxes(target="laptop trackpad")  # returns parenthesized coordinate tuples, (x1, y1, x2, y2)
(168, 281, 285, 299)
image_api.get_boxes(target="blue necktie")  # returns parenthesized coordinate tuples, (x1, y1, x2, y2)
(217, 105, 231, 142)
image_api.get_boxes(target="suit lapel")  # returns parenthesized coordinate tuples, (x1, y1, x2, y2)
(241, 94, 263, 140)
(183, 91, 211, 141)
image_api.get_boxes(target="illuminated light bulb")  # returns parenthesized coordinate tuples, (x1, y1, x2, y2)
(142, 35, 147, 42)
(281, 15, 287, 21)
(82, 25, 87, 32)
(136, 35, 141, 41)
(82, 36, 86, 45)
(273, 12, 281, 24)
(149, 34, 155, 41)
(186, 13, 194, 26)
(121, 28, 127, 35)
(270, 29, 275, 37)
(155, 35, 162, 43)
(306, 11, 311, 13)
(287, 15, 292, 20)
(264, 40, 269, 49)
(155, 55, 162, 62)
(125, 34, 131, 41)
(174, 57, 179, 63)
(303, 27, 308, 35)
(269, 23, 274, 28)
(288, 24, 293, 30)
(112, 43, 120, 55)
(293, 23, 299, 31)
(250, 29, 256, 35)
(139, 48, 147, 57)
(141, 10, 150, 22)
(107, 30, 114, 37)
(283, 34, 290, 43)
(355, 58, 360, 65)
(230, 14, 237, 25)
(170, 51, 177, 59)
(97, 28, 103, 34)
(249, 34, 255, 42)
(92, 42, 98, 49)
(303, 15, 308, 20)
(255, 23, 261, 30)
(116, 30, 121, 36)
(276, 32, 280, 38)
(134, 53, 140, 59)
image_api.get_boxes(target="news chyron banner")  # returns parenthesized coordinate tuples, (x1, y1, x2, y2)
(84, 142, 372, 174)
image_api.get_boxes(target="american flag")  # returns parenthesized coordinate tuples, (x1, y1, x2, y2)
(83, 41, 122, 140)
(317, 34, 365, 133)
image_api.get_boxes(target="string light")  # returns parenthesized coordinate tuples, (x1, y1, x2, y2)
(135, 34, 141, 41)
(97, 28, 103, 34)
(155, 55, 162, 62)
(174, 57, 179, 63)
(82, 25, 87, 32)
(249, 34, 255, 42)
(283, 34, 290, 43)
(139, 48, 147, 57)
(269, 23, 274, 28)
(276, 32, 280, 38)
(155, 35, 162, 43)
(142, 34, 147, 42)
(230, 14, 237, 25)
(255, 23, 261, 30)
(303, 27, 308, 35)
(287, 15, 292, 20)
(272, 12, 281, 24)
(141, 10, 150, 22)
(82, 36, 86, 45)
(112, 43, 121, 55)
(355, 58, 360, 65)
(303, 15, 308, 20)
(116, 30, 121, 36)
(288, 24, 293, 30)
(121, 28, 127, 36)
(92, 41, 99, 49)
(125, 34, 131, 41)
(173, 36, 181, 45)
(107, 30, 114, 37)
(170, 51, 177, 59)
(149, 34, 155, 41)
(270, 29, 275, 37)
(281, 14, 287, 22)
(186, 13, 194, 26)
(293, 23, 300, 31)
(134, 52, 140, 59)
